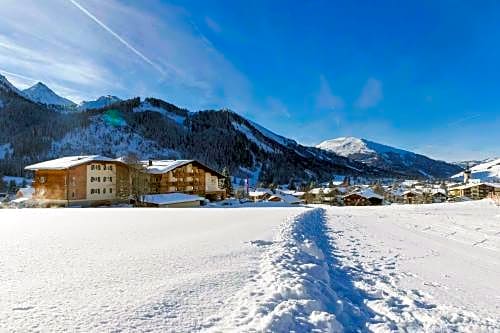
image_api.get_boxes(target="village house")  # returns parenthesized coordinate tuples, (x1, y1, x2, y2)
(429, 189, 447, 203)
(142, 160, 226, 201)
(25, 156, 130, 207)
(343, 188, 384, 206)
(268, 193, 301, 204)
(448, 182, 500, 200)
(248, 188, 273, 201)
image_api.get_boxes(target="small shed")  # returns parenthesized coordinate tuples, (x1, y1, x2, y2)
(140, 193, 204, 208)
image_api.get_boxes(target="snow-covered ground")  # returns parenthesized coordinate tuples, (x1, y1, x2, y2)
(323, 200, 500, 331)
(1, 201, 499, 332)
(0, 207, 305, 332)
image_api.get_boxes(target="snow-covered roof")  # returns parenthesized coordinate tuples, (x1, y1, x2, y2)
(309, 187, 335, 195)
(25, 155, 118, 170)
(345, 188, 384, 200)
(277, 190, 305, 197)
(268, 193, 301, 204)
(140, 193, 204, 205)
(141, 160, 194, 174)
(249, 188, 273, 197)
(141, 159, 224, 177)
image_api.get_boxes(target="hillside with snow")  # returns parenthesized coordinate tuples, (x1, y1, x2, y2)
(452, 157, 500, 182)
(0, 75, 379, 183)
(0, 75, 467, 182)
(317, 136, 462, 179)
(22, 82, 75, 107)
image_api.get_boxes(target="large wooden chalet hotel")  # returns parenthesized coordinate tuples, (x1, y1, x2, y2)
(25, 155, 226, 207)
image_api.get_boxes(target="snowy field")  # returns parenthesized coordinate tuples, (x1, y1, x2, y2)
(0, 207, 306, 332)
(1, 201, 499, 332)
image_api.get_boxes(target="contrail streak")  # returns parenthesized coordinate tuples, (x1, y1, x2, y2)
(68, 0, 165, 75)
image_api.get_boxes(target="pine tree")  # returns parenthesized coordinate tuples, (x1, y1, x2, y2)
(222, 167, 233, 197)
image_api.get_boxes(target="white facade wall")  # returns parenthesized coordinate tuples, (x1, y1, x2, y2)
(86, 163, 117, 201)
(205, 172, 219, 192)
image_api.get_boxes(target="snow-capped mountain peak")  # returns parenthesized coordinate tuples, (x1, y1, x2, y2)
(316, 136, 409, 157)
(78, 95, 121, 111)
(0, 74, 22, 94)
(23, 82, 75, 107)
(316, 136, 461, 179)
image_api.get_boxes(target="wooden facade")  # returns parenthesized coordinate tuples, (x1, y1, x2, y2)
(448, 183, 500, 200)
(27, 158, 129, 207)
(145, 160, 226, 200)
(343, 193, 383, 206)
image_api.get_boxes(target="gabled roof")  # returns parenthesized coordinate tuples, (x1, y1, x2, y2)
(268, 193, 301, 204)
(141, 159, 225, 177)
(344, 188, 384, 200)
(249, 188, 273, 197)
(141, 160, 194, 174)
(25, 155, 118, 171)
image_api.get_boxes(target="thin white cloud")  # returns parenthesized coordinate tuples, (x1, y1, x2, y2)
(355, 78, 383, 109)
(205, 17, 222, 33)
(68, 0, 165, 76)
(316, 75, 344, 110)
(266, 97, 291, 118)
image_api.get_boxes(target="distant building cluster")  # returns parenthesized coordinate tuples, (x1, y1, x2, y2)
(2, 156, 499, 208)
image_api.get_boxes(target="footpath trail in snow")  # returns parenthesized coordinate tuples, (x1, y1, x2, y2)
(324, 200, 500, 331)
(207, 201, 500, 332)
(0, 207, 306, 332)
(2, 202, 499, 332)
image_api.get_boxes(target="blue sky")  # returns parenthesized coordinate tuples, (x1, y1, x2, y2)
(1, 0, 499, 161)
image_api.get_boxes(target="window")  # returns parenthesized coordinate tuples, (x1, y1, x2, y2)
(98, 177, 101, 182)
(39, 176, 46, 184)
(109, 165, 113, 171)
(71, 192, 75, 198)
(103, 188, 106, 194)
(97, 188, 100, 194)
(91, 177, 94, 183)
(110, 177, 113, 182)
(91, 189, 94, 194)
(91, 165, 95, 170)
(110, 188, 113, 194)
(103, 177, 107, 182)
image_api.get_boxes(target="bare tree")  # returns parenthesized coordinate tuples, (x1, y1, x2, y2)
(121, 153, 150, 206)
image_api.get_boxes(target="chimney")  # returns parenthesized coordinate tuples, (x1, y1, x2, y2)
(148, 160, 153, 167)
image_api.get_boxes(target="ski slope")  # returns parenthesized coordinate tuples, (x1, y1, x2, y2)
(1, 202, 499, 332)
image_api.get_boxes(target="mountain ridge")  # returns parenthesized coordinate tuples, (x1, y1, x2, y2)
(317, 136, 462, 178)
(0, 76, 462, 182)
(23, 82, 76, 107)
